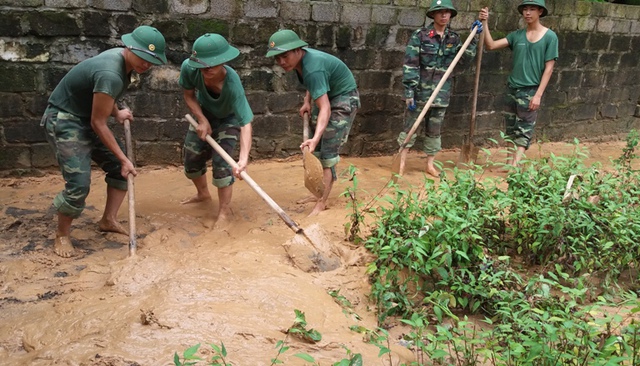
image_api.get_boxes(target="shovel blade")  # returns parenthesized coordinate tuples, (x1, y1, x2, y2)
(283, 223, 341, 272)
(303, 150, 324, 198)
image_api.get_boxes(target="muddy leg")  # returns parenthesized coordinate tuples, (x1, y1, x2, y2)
(425, 154, 439, 177)
(209, 185, 233, 229)
(399, 149, 409, 176)
(181, 175, 213, 204)
(54, 213, 75, 258)
(308, 168, 333, 216)
(98, 186, 128, 235)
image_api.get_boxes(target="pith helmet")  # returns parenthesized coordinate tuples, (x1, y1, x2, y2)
(187, 33, 240, 69)
(426, 0, 457, 19)
(265, 29, 308, 58)
(518, 0, 549, 17)
(121, 25, 167, 65)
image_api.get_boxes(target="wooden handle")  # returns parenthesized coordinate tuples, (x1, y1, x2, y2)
(399, 25, 480, 152)
(123, 119, 137, 256)
(469, 31, 485, 140)
(302, 112, 311, 156)
(185, 114, 303, 234)
(303, 112, 310, 141)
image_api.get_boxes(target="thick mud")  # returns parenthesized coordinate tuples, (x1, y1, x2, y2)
(0, 141, 630, 365)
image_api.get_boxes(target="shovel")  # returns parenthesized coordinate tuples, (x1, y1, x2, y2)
(391, 25, 481, 182)
(123, 119, 137, 257)
(459, 31, 485, 165)
(302, 112, 325, 198)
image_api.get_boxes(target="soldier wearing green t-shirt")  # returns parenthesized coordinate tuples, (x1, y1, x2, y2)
(266, 29, 360, 216)
(41, 25, 167, 257)
(479, 0, 559, 167)
(179, 34, 254, 229)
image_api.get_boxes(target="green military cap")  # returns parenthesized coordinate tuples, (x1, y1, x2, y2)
(265, 29, 308, 58)
(121, 25, 167, 65)
(426, 0, 457, 19)
(518, 0, 549, 17)
(188, 33, 240, 69)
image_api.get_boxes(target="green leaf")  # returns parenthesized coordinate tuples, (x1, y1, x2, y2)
(349, 354, 363, 366)
(377, 346, 391, 357)
(183, 344, 201, 359)
(294, 353, 316, 362)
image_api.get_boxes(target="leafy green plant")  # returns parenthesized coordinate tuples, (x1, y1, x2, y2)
(173, 310, 362, 366)
(359, 134, 640, 364)
(173, 342, 231, 366)
(340, 164, 366, 243)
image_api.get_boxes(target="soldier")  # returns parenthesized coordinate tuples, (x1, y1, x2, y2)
(179, 34, 254, 228)
(399, 0, 481, 177)
(266, 29, 360, 216)
(41, 25, 167, 257)
(479, 0, 559, 167)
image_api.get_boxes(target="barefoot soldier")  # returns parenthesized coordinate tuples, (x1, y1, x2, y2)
(41, 25, 167, 257)
(479, 0, 558, 167)
(266, 29, 360, 216)
(399, 0, 480, 177)
(180, 34, 254, 228)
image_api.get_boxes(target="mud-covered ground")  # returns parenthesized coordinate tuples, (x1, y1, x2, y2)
(0, 141, 631, 365)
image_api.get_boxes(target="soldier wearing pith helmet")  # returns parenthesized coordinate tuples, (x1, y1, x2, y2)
(398, 0, 481, 177)
(518, 0, 549, 17)
(41, 25, 168, 258)
(266, 29, 360, 216)
(179, 33, 254, 229)
(479, 0, 558, 167)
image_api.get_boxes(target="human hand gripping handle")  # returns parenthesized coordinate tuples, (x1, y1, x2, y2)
(406, 98, 416, 112)
(471, 20, 483, 34)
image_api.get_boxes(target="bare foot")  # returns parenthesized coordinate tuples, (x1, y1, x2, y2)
(297, 195, 319, 204)
(425, 166, 439, 177)
(54, 236, 76, 258)
(98, 219, 128, 235)
(212, 208, 233, 230)
(203, 217, 216, 229)
(307, 201, 327, 217)
(180, 195, 212, 205)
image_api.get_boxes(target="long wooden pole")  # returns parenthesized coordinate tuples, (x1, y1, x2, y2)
(123, 119, 137, 256)
(469, 32, 485, 145)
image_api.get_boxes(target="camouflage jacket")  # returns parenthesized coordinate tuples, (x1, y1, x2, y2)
(402, 23, 477, 107)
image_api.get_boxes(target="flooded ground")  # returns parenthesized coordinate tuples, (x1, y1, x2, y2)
(0, 141, 631, 365)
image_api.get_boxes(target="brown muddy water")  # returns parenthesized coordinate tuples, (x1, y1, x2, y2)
(0, 141, 630, 365)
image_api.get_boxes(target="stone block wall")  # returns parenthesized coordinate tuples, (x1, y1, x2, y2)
(1, 0, 639, 169)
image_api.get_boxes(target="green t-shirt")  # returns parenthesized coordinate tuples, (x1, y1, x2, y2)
(298, 48, 357, 101)
(48, 48, 129, 119)
(179, 61, 253, 127)
(506, 29, 559, 88)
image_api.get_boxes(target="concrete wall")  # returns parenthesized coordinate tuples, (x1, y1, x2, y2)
(1, 0, 639, 169)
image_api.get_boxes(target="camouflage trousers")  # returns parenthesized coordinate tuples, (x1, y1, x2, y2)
(183, 111, 240, 188)
(310, 89, 360, 179)
(41, 105, 127, 219)
(503, 86, 538, 149)
(397, 106, 447, 155)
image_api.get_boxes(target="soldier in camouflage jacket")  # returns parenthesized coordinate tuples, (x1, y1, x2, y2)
(399, 0, 480, 177)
